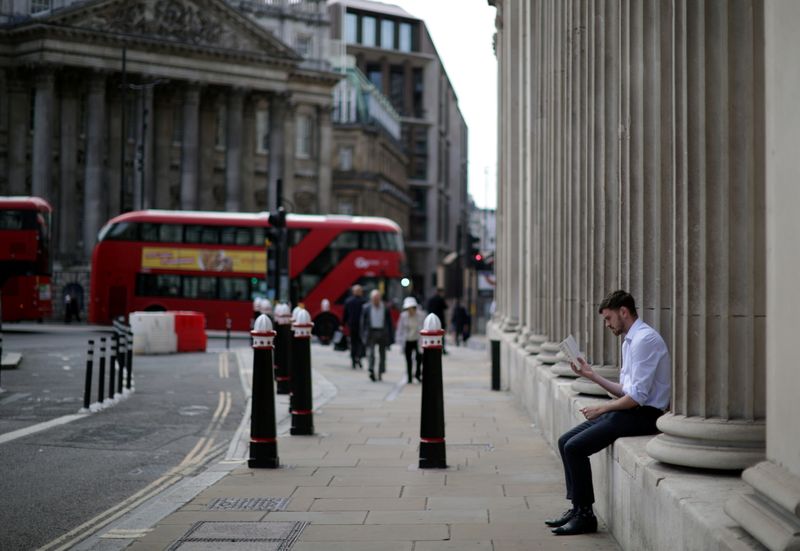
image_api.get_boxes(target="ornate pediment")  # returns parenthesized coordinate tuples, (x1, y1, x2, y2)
(47, 0, 300, 60)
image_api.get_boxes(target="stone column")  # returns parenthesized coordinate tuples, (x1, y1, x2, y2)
(647, 0, 766, 470)
(152, 95, 172, 209)
(316, 104, 333, 213)
(180, 84, 200, 210)
(225, 88, 244, 211)
(492, 0, 506, 327)
(32, 69, 55, 201)
(282, 99, 297, 210)
(515, 0, 529, 344)
(59, 81, 79, 261)
(267, 92, 287, 211)
(7, 77, 29, 195)
(726, 4, 800, 546)
(83, 73, 107, 259)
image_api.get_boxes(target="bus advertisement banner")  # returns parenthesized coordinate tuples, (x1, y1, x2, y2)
(142, 247, 266, 273)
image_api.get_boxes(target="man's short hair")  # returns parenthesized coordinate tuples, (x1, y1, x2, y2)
(598, 290, 638, 317)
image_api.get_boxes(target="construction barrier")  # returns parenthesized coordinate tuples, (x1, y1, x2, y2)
(130, 311, 206, 355)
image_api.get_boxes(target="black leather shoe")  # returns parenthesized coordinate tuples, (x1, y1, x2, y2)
(369, 371, 376, 382)
(551, 510, 597, 535)
(544, 508, 575, 528)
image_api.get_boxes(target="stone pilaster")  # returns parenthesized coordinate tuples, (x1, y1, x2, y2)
(282, 98, 296, 209)
(502, 0, 519, 333)
(58, 81, 79, 262)
(134, 86, 154, 210)
(316, 104, 333, 213)
(32, 69, 55, 202)
(647, 0, 766, 470)
(180, 84, 200, 210)
(83, 73, 107, 259)
(225, 88, 245, 212)
(152, 95, 172, 209)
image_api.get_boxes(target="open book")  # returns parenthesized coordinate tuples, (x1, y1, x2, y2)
(559, 334, 584, 367)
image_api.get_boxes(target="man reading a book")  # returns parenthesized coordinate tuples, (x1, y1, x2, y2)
(547, 290, 671, 536)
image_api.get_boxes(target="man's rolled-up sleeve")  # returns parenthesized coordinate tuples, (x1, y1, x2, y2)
(624, 333, 663, 406)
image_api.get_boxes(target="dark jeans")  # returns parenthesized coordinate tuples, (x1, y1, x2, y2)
(557, 407, 663, 506)
(349, 328, 364, 367)
(366, 328, 387, 375)
(404, 340, 421, 380)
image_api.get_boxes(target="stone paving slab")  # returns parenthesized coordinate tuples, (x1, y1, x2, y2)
(128, 343, 620, 550)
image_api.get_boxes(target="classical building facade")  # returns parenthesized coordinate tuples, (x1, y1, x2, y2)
(490, 1, 800, 550)
(0, 0, 339, 318)
(328, 0, 469, 301)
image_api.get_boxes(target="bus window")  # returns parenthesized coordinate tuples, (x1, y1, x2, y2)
(361, 232, 380, 250)
(136, 273, 181, 297)
(159, 224, 183, 243)
(254, 227, 267, 247)
(0, 210, 24, 229)
(185, 225, 220, 244)
(141, 223, 160, 242)
(221, 227, 254, 246)
(288, 229, 309, 246)
(103, 222, 138, 241)
(183, 276, 217, 299)
(219, 278, 249, 301)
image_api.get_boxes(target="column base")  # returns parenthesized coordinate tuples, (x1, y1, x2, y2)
(524, 333, 547, 354)
(537, 342, 560, 365)
(570, 366, 618, 396)
(501, 317, 519, 333)
(646, 414, 765, 470)
(724, 461, 800, 551)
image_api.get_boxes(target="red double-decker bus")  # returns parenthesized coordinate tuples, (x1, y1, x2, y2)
(0, 197, 53, 322)
(89, 210, 407, 331)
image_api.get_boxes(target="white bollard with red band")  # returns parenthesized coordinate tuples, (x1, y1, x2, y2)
(419, 313, 447, 468)
(290, 308, 315, 436)
(249, 314, 280, 468)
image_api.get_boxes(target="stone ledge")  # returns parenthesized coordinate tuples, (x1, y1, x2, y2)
(490, 326, 766, 551)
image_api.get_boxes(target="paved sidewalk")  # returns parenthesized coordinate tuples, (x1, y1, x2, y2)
(128, 342, 620, 550)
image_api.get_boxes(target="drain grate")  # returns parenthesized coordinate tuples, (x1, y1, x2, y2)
(207, 497, 291, 511)
(168, 521, 308, 551)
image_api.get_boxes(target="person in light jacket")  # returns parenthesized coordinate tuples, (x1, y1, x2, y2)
(395, 296, 424, 383)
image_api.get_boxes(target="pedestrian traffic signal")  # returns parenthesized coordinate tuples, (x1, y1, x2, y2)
(268, 207, 287, 228)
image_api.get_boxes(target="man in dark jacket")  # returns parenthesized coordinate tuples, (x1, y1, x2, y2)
(360, 289, 394, 381)
(342, 284, 366, 368)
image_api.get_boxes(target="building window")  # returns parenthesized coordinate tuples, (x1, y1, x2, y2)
(296, 114, 313, 158)
(366, 64, 382, 91)
(399, 22, 413, 52)
(345, 12, 358, 44)
(362, 16, 377, 47)
(215, 103, 227, 149)
(256, 109, 269, 154)
(381, 19, 395, 49)
(30, 0, 51, 14)
(413, 68, 424, 118)
(295, 35, 312, 58)
(390, 66, 405, 115)
(339, 146, 354, 171)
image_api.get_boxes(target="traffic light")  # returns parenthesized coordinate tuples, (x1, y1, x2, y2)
(268, 206, 287, 228)
(467, 233, 484, 269)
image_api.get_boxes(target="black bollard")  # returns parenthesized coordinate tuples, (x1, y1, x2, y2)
(289, 308, 314, 436)
(98, 337, 106, 403)
(273, 304, 292, 395)
(109, 332, 117, 400)
(126, 330, 133, 390)
(83, 340, 94, 410)
(249, 314, 280, 468)
(491, 339, 501, 391)
(225, 316, 231, 350)
(419, 314, 447, 469)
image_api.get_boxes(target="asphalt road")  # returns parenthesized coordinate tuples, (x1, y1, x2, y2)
(0, 325, 247, 551)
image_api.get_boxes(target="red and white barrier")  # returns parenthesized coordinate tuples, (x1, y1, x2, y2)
(130, 311, 206, 355)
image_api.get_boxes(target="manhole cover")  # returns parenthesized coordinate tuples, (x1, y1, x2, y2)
(168, 521, 307, 551)
(207, 497, 290, 511)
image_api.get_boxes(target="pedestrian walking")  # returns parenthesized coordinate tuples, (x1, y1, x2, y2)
(395, 296, 424, 383)
(451, 300, 469, 346)
(546, 290, 671, 536)
(360, 289, 394, 382)
(342, 285, 366, 368)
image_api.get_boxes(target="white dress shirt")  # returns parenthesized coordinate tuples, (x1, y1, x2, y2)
(620, 318, 671, 410)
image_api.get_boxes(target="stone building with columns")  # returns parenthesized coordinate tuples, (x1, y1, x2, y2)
(0, 0, 339, 318)
(489, 1, 800, 550)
